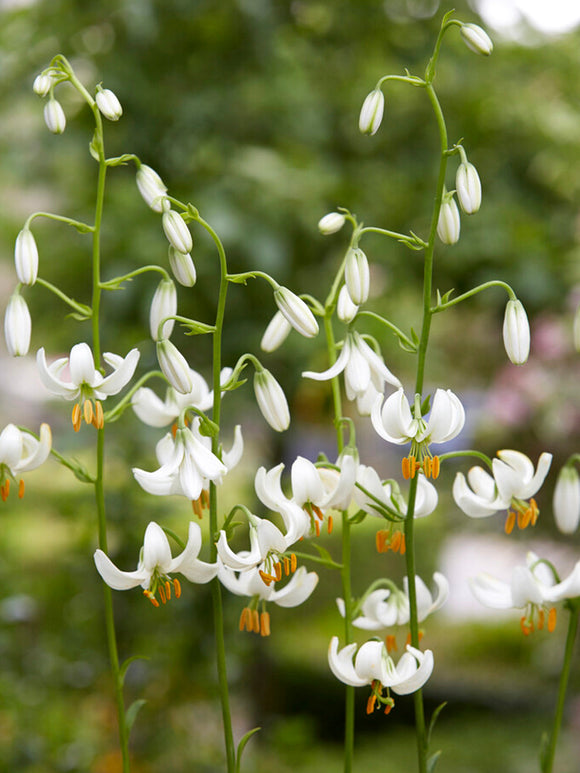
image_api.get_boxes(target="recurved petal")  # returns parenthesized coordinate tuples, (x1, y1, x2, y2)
(173, 522, 218, 583)
(69, 343, 98, 387)
(427, 389, 465, 443)
(94, 548, 148, 590)
(0, 424, 23, 467)
(452, 472, 503, 518)
(469, 572, 513, 609)
(270, 567, 319, 607)
(389, 647, 434, 695)
(132, 387, 179, 427)
(17, 423, 52, 472)
(302, 338, 350, 381)
(99, 348, 140, 396)
(544, 562, 580, 603)
(36, 348, 79, 399)
(328, 637, 369, 687)
(142, 522, 173, 572)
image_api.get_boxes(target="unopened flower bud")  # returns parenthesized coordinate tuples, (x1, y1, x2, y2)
(254, 370, 290, 432)
(168, 245, 196, 287)
(460, 23, 493, 56)
(437, 194, 460, 245)
(359, 89, 384, 136)
(156, 339, 193, 394)
(33, 73, 52, 97)
(261, 311, 292, 353)
(162, 210, 193, 255)
(344, 247, 370, 305)
(136, 164, 170, 213)
(96, 87, 123, 121)
(4, 293, 31, 357)
(456, 161, 482, 214)
(337, 285, 358, 323)
(15, 228, 39, 286)
(44, 98, 66, 134)
(502, 299, 530, 365)
(318, 212, 346, 235)
(150, 279, 177, 341)
(553, 465, 580, 535)
(274, 287, 319, 339)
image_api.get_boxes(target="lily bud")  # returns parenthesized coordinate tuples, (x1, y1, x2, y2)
(344, 247, 370, 305)
(502, 299, 530, 365)
(168, 245, 196, 287)
(553, 465, 580, 535)
(436, 193, 460, 245)
(274, 287, 319, 338)
(260, 311, 292, 353)
(318, 212, 346, 235)
(150, 279, 177, 341)
(4, 293, 31, 357)
(254, 370, 290, 432)
(359, 89, 384, 136)
(136, 164, 170, 213)
(33, 73, 52, 97)
(96, 87, 123, 121)
(460, 23, 493, 56)
(156, 339, 193, 394)
(162, 210, 193, 255)
(456, 161, 482, 214)
(14, 228, 39, 286)
(44, 98, 66, 134)
(337, 285, 358, 323)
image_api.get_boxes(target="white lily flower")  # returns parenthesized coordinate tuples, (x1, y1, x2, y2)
(136, 164, 170, 213)
(470, 551, 580, 634)
(354, 465, 438, 519)
(337, 285, 359, 324)
(44, 98, 66, 134)
(436, 193, 460, 245)
(150, 278, 177, 341)
(162, 210, 193, 255)
(260, 311, 292, 353)
(0, 423, 52, 501)
(216, 510, 295, 575)
(4, 293, 31, 357)
(456, 161, 481, 215)
(168, 246, 197, 287)
(359, 89, 384, 136)
(460, 23, 493, 56)
(253, 369, 290, 432)
(132, 419, 240, 502)
(337, 572, 449, 631)
(156, 339, 193, 394)
(344, 248, 370, 305)
(94, 521, 217, 606)
(254, 464, 312, 543)
(503, 299, 530, 365)
(274, 286, 319, 338)
(328, 637, 434, 712)
(15, 228, 39, 286)
(37, 343, 140, 430)
(303, 331, 401, 414)
(453, 450, 552, 532)
(95, 87, 123, 121)
(553, 465, 580, 535)
(318, 212, 346, 235)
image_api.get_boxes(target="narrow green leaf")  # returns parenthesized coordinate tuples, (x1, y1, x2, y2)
(235, 727, 261, 773)
(125, 698, 147, 733)
(427, 701, 447, 746)
(426, 750, 442, 773)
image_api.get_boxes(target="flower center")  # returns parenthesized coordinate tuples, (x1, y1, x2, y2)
(0, 469, 25, 502)
(366, 679, 395, 715)
(259, 553, 297, 586)
(72, 398, 104, 432)
(143, 572, 182, 607)
(504, 497, 538, 535)
(520, 603, 556, 635)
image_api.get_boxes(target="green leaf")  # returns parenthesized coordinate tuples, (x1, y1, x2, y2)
(125, 699, 147, 733)
(89, 133, 99, 161)
(235, 727, 261, 773)
(427, 701, 447, 746)
(348, 508, 367, 525)
(181, 320, 216, 336)
(100, 277, 131, 291)
(426, 750, 442, 773)
(67, 311, 92, 322)
(120, 655, 149, 688)
(106, 153, 135, 167)
(420, 393, 431, 416)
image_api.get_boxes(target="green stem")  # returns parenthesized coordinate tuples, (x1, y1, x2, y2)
(541, 602, 580, 773)
(431, 280, 516, 313)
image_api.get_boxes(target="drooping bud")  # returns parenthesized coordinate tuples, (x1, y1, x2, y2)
(553, 465, 580, 535)
(253, 369, 290, 432)
(318, 212, 346, 235)
(150, 279, 177, 341)
(456, 161, 482, 215)
(4, 293, 31, 357)
(44, 98, 66, 134)
(260, 311, 292, 353)
(136, 164, 170, 213)
(359, 89, 384, 136)
(460, 23, 493, 56)
(502, 299, 530, 365)
(33, 73, 53, 97)
(156, 339, 193, 394)
(14, 228, 39, 286)
(162, 210, 193, 255)
(168, 245, 196, 287)
(436, 192, 460, 245)
(344, 247, 370, 305)
(274, 287, 319, 338)
(96, 87, 123, 121)
(337, 285, 358, 323)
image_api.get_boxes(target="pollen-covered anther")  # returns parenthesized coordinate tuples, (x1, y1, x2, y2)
(1, 480, 10, 502)
(252, 609, 260, 633)
(520, 615, 533, 636)
(260, 611, 271, 637)
(290, 553, 297, 573)
(283, 556, 290, 576)
(384, 698, 395, 715)
(143, 589, 160, 608)
(529, 498, 539, 526)
(431, 456, 440, 479)
(366, 692, 377, 715)
(315, 519, 321, 537)
(18, 479, 25, 499)
(505, 511, 516, 535)
(537, 609, 545, 630)
(83, 400, 94, 425)
(327, 515, 333, 534)
(390, 531, 402, 553)
(406, 630, 424, 646)
(274, 562, 283, 582)
(92, 400, 104, 429)
(72, 403, 82, 432)
(173, 578, 181, 598)
(259, 569, 277, 586)
(402, 457, 412, 480)
(385, 634, 397, 652)
(376, 529, 389, 553)
(548, 607, 557, 632)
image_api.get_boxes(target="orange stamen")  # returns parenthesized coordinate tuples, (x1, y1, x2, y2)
(401, 457, 411, 480)
(239, 608, 248, 632)
(284, 556, 290, 576)
(158, 584, 167, 604)
(315, 519, 320, 537)
(173, 578, 181, 598)
(548, 607, 557, 633)
(376, 530, 387, 553)
(144, 590, 159, 608)
(1, 481, 9, 502)
(424, 458, 432, 478)
(384, 701, 394, 715)
(202, 489, 210, 508)
(192, 497, 203, 519)
(529, 498, 539, 526)
(385, 635, 397, 653)
(94, 400, 104, 429)
(252, 609, 260, 633)
(165, 580, 171, 600)
(72, 403, 82, 432)
(366, 693, 377, 715)
(410, 457, 419, 478)
(520, 616, 532, 636)
(327, 515, 333, 534)
(18, 479, 25, 499)
(290, 553, 297, 573)
(274, 562, 282, 582)
(537, 609, 545, 630)
(505, 511, 516, 535)
(431, 456, 440, 479)
(171, 422, 178, 438)
(83, 399, 93, 425)
(259, 570, 275, 586)
(399, 533, 406, 555)
(260, 611, 271, 637)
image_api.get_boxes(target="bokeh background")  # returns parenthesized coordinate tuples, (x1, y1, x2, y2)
(1, 0, 579, 771)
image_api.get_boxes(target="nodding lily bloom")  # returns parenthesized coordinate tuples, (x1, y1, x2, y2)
(470, 551, 580, 635)
(0, 423, 52, 501)
(218, 560, 319, 637)
(303, 332, 401, 415)
(453, 450, 552, 534)
(354, 465, 438, 520)
(37, 343, 140, 431)
(94, 521, 217, 607)
(133, 419, 241, 504)
(328, 637, 434, 714)
(336, 572, 449, 631)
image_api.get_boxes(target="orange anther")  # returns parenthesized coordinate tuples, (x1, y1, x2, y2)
(410, 457, 419, 478)
(505, 511, 516, 535)
(158, 584, 167, 604)
(192, 497, 203, 519)
(274, 562, 282, 582)
(252, 609, 260, 633)
(366, 693, 377, 714)
(239, 608, 248, 632)
(171, 423, 178, 438)
(520, 616, 532, 636)
(260, 611, 271, 637)
(165, 580, 171, 600)
(173, 578, 181, 598)
(94, 400, 104, 429)
(284, 556, 290, 576)
(424, 458, 432, 478)
(327, 515, 333, 534)
(1, 481, 9, 502)
(18, 479, 25, 499)
(384, 701, 394, 715)
(315, 519, 320, 537)
(401, 457, 411, 480)
(537, 609, 545, 630)
(399, 533, 406, 555)
(390, 531, 402, 553)
(290, 553, 297, 573)
(376, 530, 387, 553)
(431, 456, 440, 479)
(385, 635, 397, 653)
(83, 399, 94, 425)
(72, 403, 82, 432)
(143, 590, 159, 608)
(548, 607, 557, 632)
(529, 499, 539, 526)
(202, 489, 210, 508)
(259, 570, 275, 586)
